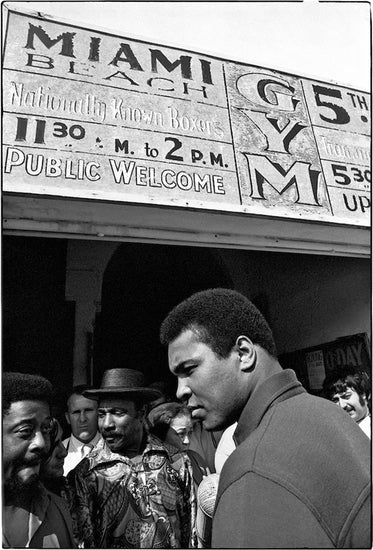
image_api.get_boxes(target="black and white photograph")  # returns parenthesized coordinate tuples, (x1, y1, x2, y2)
(2, 1, 371, 547)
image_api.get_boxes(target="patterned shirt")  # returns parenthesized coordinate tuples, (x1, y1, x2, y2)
(67, 435, 196, 548)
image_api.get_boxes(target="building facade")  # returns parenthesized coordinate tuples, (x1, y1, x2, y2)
(3, 7, 371, 417)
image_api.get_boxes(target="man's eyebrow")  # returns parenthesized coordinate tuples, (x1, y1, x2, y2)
(333, 391, 350, 398)
(9, 418, 35, 428)
(12, 415, 52, 427)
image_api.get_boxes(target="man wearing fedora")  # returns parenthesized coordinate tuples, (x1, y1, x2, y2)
(67, 368, 196, 548)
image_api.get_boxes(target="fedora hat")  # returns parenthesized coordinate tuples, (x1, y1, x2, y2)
(83, 368, 162, 402)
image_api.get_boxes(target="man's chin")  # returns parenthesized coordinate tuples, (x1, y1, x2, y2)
(77, 431, 94, 442)
(202, 416, 234, 432)
(202, 418, 221, 431)
(4, 473, 40, 499)
(104, 437, 121, 452)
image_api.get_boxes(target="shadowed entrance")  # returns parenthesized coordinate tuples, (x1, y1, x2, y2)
(94, 242, 233, 389)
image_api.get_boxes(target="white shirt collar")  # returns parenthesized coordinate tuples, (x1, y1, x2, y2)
(63, 432, 102, 476)
(66, 431, 101, 451)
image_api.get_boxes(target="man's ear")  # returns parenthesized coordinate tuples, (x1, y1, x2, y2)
(361, 392, 369, 404)
(65, 411, 71, 426)
(236, 335, 257, 371)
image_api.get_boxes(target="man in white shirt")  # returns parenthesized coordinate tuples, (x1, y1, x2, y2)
(323, 366, 371, 438)
(214, 422, 237, 474)
(63, 385, 102, 475)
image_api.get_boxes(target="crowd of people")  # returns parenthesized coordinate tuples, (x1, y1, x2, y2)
(2, 288, 371, 548)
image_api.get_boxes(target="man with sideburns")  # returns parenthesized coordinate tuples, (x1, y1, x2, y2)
(67, 368, 195, 548)
(323, 366, 371, 438)
(2, 372, 75, 548)
(160, 288, 371, 548)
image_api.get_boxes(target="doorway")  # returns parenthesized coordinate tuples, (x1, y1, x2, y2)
(2, 235, 75, 417)
(93, 242, 233, 389)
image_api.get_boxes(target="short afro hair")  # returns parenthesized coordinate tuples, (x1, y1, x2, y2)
(2, 372, 53, 417)
(323, 366, 371, 404)
(160, 288, 277, 358)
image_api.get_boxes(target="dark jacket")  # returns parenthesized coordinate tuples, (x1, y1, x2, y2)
(3, 484, 75, 548)
(212, 369, 371, 548)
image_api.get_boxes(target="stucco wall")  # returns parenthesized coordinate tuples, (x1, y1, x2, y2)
(66, 240, 370, 382)
(221, 249, 370, 355)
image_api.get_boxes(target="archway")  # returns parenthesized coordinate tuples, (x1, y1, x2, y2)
(94, 242, 233, 390)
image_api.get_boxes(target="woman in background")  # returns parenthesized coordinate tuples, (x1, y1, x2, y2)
(40, 418, 69, 497)
(146, 401, 210, 487)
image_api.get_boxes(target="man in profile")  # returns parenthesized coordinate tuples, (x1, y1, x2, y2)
(323, 366, 371, 438)
(2, 371, 75, 548)
(63, 385, 101, 475)
(67, 368, 195, 548)
(160, 288, 371, 548)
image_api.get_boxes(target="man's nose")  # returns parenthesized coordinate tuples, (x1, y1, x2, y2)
(176, 379, 192, 402)
(338, 398, 348, 410)
(102, 414, 115, 430)
(29, 430, 49, 452)
(336, 398, 352, 411)
(79, 411, 88, 423)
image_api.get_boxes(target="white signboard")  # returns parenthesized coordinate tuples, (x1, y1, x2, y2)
(305, 350, 326, 391)
(2, 9, 371, 226)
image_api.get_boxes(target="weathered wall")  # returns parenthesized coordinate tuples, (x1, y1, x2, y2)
(221, 249, 370, 354)
(66, 240, 370, 384)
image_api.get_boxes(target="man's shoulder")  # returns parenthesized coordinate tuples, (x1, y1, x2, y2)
(219, 392, 370, 495)
(146, 435, 182, 456)
(45, 488, 69, 511)
(34, 484, 70, 520)
(68, 439, 125, 478)
(145, 436, 191, 469)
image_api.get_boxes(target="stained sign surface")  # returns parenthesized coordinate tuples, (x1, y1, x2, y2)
(3, 9, 371, 226)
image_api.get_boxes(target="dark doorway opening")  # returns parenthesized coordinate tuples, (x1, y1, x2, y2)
(2, 236, 75, 418)
(94, 242, 233, 391)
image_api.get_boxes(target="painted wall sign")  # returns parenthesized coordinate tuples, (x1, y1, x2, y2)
(279, 333, 371, 393)
(2, 9, 371, 226)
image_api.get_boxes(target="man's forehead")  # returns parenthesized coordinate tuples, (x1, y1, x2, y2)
(169, 329, 205, 356)
(98, 397, 137, 409)
(171, 327, 203, 345)
(169, 330, 209, 370)
(4, 399, 51, 421)
(68, 393, 97, 409)
(333, 386, 355, 397)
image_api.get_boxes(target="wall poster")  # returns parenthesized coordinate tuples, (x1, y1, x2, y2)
(279, 333, 371, 394)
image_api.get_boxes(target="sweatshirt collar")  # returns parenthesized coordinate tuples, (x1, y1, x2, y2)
(234, 369, 305, 445)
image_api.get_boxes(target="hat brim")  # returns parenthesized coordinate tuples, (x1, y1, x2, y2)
(83, 387, 162, 402)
